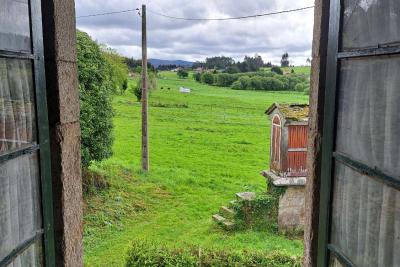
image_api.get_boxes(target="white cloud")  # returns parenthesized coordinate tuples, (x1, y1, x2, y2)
(75, 0, 314, 65)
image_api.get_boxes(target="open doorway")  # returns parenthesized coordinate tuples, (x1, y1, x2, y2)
(75, 1, 314, 265)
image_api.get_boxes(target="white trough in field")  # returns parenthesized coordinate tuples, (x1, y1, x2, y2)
(179, 87, 191, 93)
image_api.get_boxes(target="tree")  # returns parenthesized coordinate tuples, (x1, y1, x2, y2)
(306, 57, 311, 66)
(193, 72, 201, 82)
(271, 66, 283, 75)
(77, 30, 115, 168)
(102, 47, 129, 94)
(125, 57, 155, 72)
(205, 56, 234, 70)
(239, 54, 264, 72)
(225, 65, 240, 74)
(265, 62, 272, 67)
(134, 72, 157, 101)
(177, 69, 189, 79)
(201, 72, 214, 85)
(281, 52, 290, 67)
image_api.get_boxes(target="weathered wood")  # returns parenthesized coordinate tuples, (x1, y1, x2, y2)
(141, 5, 149, 171)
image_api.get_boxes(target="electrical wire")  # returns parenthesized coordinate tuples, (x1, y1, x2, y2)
(147, 6, 314, 21)
(77, 8, 139, 18)
(76, 6, 314, 20)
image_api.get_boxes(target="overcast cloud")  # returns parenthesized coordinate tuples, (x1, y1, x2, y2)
(75, 0, 314, 65)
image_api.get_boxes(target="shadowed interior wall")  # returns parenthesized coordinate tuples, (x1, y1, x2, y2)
(41, 0, 83, 266)
(304, 0, 330, 266)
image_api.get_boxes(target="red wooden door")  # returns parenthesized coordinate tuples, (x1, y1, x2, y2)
(287, 125, 307, 176)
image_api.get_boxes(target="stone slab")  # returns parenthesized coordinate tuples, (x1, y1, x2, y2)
(236, 192, 256, 201)
(261, 170, 306, 186)
(220, 206, 234, 219)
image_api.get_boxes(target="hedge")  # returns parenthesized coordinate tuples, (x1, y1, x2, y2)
(77, 30, 115, 168)
(197, 71, 309, 92)
(125, 240, 302, 267)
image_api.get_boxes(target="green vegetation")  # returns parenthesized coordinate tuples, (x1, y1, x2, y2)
(126, 239, 301, 267)
(133, 72, 157, 101)
(83, 70, 308, 266)
(197, 70, 310, 92)
(102, 47, 129, 94)
(77, 30, 115, 168)
(177, 69, 189, 79)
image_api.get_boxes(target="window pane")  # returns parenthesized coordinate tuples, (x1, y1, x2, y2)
(0, 153, 42, 263)
(6, 241, 42, 267)
(0, 0, 31, 52)
(0, 58, 36, 155)
(342, 0, 400, 50)
(336, 57, 400, 179)
(329, 255, 345, 267)
(331, 163, 400, 267)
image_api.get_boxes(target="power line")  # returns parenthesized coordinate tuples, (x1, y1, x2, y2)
(148, 6, 314, 21)
(76, 8, 139, 18)
(76, 6, 314, 20)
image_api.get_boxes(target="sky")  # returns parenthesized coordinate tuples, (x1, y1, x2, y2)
(75, 0, 315, 65)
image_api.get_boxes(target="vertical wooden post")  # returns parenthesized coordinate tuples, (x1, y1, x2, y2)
(141, 4, 149, 171)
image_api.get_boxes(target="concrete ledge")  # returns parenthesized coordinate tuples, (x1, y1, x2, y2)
(261, 170, 306, 186)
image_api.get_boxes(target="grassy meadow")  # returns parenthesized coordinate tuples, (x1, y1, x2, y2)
(83, 69, 309, 266)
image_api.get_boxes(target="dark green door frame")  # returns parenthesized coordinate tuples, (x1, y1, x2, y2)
(317, 0, 400, 266)
(0, 0, 55, 266)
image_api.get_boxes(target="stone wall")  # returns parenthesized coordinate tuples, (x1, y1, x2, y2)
(41, 0, 83, 266)
(278, 186, 305, 233)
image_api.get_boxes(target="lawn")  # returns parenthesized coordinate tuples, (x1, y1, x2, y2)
(83, 70, 309, 266)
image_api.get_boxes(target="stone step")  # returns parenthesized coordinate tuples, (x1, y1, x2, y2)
(212, 214, 226, 223)
(222, 220, 235, 230)
(236, 192, 256, 201)
(219, 206, 235, 219)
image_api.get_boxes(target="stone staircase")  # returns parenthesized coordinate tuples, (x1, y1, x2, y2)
(212, 192, 256, 230)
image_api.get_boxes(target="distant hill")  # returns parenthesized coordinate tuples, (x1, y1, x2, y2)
(148, 59, 193, 68)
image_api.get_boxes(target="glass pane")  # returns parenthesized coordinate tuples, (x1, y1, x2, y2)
(331, 163, 400, 267)
(0, 58, 36, 155)
(0, 0, 31, 52)
(336, 57, 400, 179)
(329, 255, 345, 267)
(342, 0, 400, 50)
(0, 153, 42, 263)
(6, 241, 42, 267)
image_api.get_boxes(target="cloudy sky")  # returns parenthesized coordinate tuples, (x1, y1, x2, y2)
(75, 0, 315, 65)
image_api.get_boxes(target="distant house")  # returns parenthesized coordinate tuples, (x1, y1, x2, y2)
(262, 103, 309, 233)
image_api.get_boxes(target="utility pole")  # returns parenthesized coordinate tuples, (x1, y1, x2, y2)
(141, 4, 149, 171)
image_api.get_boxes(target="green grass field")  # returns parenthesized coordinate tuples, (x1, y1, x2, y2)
(83, 70, 309, 266)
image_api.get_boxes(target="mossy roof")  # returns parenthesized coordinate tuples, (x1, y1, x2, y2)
(265, 103, 309, 122)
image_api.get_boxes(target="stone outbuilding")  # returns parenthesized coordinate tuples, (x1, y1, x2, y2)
(262, 103, 309, 233)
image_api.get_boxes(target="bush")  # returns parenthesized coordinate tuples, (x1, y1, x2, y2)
(193, 72, 201, 82)
(237, 76, 251, 89)
(177, 69, 189, 79)
(125, 240, 302, 267)
(102, 47, 129, 94)
(260, 77, 285, 91)
(201, 72, 214, 85)
(271, 66, 283, 75)
(231, 80, 243, 90)
(295, 82, 309, 92)
(77, 30, 115, 168)
(249, 76, 263, 90)
(134, 72, 157, 101)
(215, 73, 237, 87)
